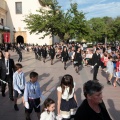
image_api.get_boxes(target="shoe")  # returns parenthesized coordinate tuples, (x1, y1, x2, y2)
(2, 92, 5, 97)
(64, 67, 66, 70)
(107, 81, 111, 85)
(9, 98, 14, 101)
(14, 104, 19, 111)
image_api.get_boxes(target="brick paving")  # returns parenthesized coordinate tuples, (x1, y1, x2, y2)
(0, 50, 120, 120)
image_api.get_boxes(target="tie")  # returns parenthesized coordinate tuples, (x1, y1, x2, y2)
(6, 60, 8, 67)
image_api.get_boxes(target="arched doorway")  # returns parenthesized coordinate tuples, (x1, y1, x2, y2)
(16, 36, 24, 44)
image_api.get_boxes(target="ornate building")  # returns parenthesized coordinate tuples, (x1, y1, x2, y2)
(5, 0, 60, 45)
(0, 0, 10, 43)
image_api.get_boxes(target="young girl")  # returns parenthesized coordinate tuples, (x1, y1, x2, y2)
(40, 98, 55, 120)
(57, 74, 77, 120)
(113, 57, 120, 87)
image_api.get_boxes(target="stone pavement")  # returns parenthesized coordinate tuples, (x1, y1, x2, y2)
(0, 50, 120, 120)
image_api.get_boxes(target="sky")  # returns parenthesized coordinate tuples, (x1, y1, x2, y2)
(57, 0, 120, 20)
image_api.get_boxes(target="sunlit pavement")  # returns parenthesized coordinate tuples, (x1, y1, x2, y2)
(0, 50, 120, 120)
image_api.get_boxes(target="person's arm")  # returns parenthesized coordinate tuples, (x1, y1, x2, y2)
(13, 73, 22, 94)
(24, 83, 29, 102)
(57, 90, 62, 115)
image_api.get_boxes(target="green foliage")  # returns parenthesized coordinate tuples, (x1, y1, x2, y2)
(23, 0, 87, 41)
(24, 0, 120, 43)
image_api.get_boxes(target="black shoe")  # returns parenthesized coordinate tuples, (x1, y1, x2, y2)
(14, 104, 19, 111)
(2, 92, 5, 97)
(107, 81, 111, 85)
(9, 98, 14, 101)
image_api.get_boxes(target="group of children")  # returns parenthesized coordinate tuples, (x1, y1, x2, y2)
(13, 63, 77, 120)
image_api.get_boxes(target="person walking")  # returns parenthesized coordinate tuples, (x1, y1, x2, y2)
(91, 48, 101, 81)
(1, 52, 15, 101)
(73, 47, 82, 74)
(61, 47, 69, 70)
(13, 63, 26, 111)
(24, 72, 41, 120)
(57, 74, 77, 120)
(49, 45, 55, 65)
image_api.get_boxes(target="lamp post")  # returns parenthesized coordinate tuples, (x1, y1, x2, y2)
(13, 28, 16, 43)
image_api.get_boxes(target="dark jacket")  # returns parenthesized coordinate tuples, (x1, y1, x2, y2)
(0, 58, 15, 80)
(75, 99, 112, 120)
(49, 48, 55, 59)
(92, 53, 101, 66)
(61, 51, 69, 62)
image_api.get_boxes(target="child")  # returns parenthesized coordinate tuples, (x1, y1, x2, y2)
(57, 74, 77, 120)
(106, 56, 114, 85)
(113, 57, 120, 87)
(40, 98, 55, 120)
(24, 72, 41, 120)
(13, 63, 26, 111)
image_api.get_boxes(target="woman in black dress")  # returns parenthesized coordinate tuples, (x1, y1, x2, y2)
(73, 47, 82, 74)
(41, 46, 47, 63)
(49, 45, 55, 65)
(61, 47, 69, 70)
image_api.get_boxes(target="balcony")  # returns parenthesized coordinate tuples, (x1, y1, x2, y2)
(0, 0, 7, 11)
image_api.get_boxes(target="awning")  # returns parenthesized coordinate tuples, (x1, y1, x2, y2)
(0, 25, 4, 30)
(4, 26, 10, 31)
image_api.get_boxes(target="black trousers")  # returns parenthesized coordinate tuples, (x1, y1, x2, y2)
(93, 65, 99, 80)
(2, 75, 13, 98)
(18, 54, 22, 62)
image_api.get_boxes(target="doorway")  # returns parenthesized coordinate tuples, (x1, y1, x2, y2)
(16, 35, 24, 44)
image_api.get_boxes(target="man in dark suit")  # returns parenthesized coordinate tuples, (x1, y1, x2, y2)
(1, 52, 15, 101)
(92, 48, 101, 81)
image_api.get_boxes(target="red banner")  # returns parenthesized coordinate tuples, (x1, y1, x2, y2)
(3, 32, 10, 43)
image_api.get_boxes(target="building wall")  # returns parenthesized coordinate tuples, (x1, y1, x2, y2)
(0, 0, 7, 43)
(5, 0, 60, 45)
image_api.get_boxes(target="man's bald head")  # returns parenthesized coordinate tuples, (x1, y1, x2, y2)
(5, 52, 10, 59)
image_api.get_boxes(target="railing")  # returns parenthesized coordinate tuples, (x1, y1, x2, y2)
(0, 0, 7, 10)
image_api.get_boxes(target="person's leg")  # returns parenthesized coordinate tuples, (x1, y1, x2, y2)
(36, 112, 40, 120)
(93, 65, 99, 80)
(14, 90, 19, 111)
(107, 73, 112, 85)
(8, 77, 14, 100)
(1, 76, 7, 97)
(64, 62, 66, 70)
(113, 77, 118, 87)
(25, 111, 31, 120)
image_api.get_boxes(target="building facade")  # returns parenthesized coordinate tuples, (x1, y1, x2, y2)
(0, 0, 10, 43)
(5, 0, 60, 45)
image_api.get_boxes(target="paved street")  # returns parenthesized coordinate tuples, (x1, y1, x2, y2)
(0, 50, 120, 120)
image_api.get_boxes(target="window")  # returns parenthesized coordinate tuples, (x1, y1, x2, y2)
(15, 2, 22, 14)
(1, 18, 4, 25)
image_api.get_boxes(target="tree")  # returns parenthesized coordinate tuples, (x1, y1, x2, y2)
(23, 0, 87, 41)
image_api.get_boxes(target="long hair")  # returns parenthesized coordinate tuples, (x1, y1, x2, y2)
(60, 74, 74, 95)
(0, 51, 4, 59)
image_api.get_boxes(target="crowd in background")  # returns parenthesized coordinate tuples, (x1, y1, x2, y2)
(0, 42, 120, 120)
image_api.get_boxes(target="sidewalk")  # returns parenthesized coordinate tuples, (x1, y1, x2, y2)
(0, 50, 120, 120)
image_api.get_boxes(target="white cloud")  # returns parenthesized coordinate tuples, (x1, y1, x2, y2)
(79, 2, 120, 19)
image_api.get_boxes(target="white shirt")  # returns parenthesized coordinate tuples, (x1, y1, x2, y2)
(57, 83, 75, 100)
(5, 59, 9, 75)
(40, 111, 55, 120)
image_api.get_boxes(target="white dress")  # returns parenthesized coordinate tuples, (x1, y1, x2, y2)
(40, 111, 55, 120)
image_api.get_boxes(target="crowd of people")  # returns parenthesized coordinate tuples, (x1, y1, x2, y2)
(0, 42, 120, 120)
